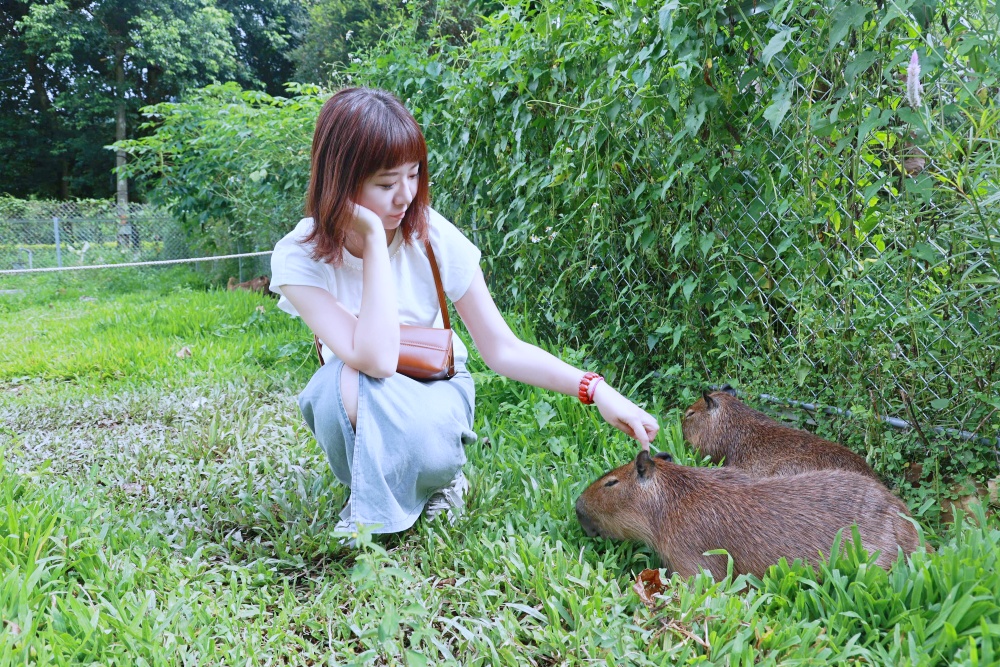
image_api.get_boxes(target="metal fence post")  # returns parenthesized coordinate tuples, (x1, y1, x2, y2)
(53, 216, 62, 268)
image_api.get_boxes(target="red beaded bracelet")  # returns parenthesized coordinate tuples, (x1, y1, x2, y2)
(578, 372, 604, 405)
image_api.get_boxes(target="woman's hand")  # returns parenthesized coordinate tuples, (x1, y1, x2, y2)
(592, 383, 660, 450)
(351, 202, 384, 238)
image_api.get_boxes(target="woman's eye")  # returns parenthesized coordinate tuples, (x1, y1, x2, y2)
(603, 479, 618, 488)
(378, 184, 393, 190)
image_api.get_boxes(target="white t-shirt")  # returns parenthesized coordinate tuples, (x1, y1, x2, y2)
(270, 208, 482, 366)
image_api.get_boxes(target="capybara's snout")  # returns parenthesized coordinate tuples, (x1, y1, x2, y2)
(576, 500, 600, 537)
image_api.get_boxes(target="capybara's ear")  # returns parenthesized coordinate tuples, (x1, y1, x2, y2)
(654, 451, 673, 462)
(720, 384, 737, 396)
(636, 449, 653, 478)
(703, 391, 717, 409)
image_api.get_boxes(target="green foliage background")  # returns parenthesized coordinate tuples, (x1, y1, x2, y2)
(119, 0, 1000, 484)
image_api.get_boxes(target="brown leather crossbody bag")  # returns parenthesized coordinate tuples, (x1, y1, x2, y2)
(314, 239, 456, 381)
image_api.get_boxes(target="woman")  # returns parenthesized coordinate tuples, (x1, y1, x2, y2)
(271, 87, 658, 539)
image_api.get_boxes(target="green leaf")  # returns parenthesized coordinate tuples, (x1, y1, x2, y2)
(857, 107, 892, 141)
(658, 0, 679, 33)
(682, 277, 698, 302)
(828, 4, 870, 51)
(406, 651, 429, 667)
(930, 398, 951, 410)
(671, 325, 686, 350)
(762, 29, 795, 66)
(844, 51, 878, 86)
(910, 242, 942, 264)
(533, 401, 557, 430)
(632, 62, 652, 88)
(763, 84, 793, 133)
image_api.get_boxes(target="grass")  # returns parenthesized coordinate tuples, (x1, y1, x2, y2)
(1, 267, 999, 665)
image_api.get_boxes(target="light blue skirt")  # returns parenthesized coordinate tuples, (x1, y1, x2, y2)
(298, 359, 477, 534)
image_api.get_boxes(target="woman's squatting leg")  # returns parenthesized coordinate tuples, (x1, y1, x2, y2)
(298, 361, 475, 535)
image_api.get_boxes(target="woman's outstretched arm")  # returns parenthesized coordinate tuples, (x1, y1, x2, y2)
(455, 269, 659, 449)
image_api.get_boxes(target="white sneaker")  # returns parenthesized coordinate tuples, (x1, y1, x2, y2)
(423, 472, 469, 524)
(334, 497, 356, 547)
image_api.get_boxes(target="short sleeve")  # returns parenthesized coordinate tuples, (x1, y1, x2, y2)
(428, 209, 481, 302)
(270, 218, 330, 317)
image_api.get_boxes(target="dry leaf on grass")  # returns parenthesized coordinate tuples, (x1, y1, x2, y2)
(176, 346, 192, 359)
(633, 568, 665, 608)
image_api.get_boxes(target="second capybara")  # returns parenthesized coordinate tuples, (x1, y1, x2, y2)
(682, 387, 879, 480)
(575, 450, 919, 580)
(227, 275, 271, 294)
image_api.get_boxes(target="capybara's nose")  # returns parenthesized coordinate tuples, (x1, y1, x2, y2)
(576, 503, 599, 537)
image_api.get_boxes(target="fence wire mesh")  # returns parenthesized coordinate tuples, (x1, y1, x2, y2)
(458, 0, 999, 452)
(0, 201, 186, 270)
(0, 200, 272, 280)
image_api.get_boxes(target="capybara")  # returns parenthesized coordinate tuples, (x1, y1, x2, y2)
(575, 450, 919, 580)
(227, 275, 271, 294)
(682, 387, 879, 480)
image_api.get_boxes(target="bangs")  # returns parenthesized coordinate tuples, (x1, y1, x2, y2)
(373, 113, 427, 172)
(352, 100, 427, 180)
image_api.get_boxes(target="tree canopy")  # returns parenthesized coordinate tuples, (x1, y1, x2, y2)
(0, 0, 305, 199)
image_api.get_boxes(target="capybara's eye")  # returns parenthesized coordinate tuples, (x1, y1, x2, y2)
(684, 410, 695, 419)
(603, 479, 619, 488)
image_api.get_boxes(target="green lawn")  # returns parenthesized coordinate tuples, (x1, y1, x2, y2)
(1, 268, 998, 666)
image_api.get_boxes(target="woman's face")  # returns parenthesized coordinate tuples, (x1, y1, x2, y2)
(355, 161, 421, 232)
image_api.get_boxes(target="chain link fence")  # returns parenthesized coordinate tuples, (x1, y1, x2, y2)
(445, 0, 1000, 455)
(712, 5, 1000, 451)
(0, 200, 272, 280)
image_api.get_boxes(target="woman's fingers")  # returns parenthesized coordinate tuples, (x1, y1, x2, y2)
(616, 412, 654, 450)
(625, 416, 651, 450)
(351, 202, 383, 236)
(594, 384, 658, 449)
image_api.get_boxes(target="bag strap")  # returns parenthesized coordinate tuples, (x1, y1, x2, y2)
(423, 239, 450, 330)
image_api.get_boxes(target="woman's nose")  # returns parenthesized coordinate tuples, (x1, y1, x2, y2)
(396, 179, 415, 206)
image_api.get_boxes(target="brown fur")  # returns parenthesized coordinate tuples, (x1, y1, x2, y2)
(227, 275, 271, 294)
(576, 451, 919, 580)
(682, 389, 879, 480)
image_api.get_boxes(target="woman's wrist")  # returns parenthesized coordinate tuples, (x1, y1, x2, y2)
(577, 371, 604, 405)
(587, 376, 605, 401)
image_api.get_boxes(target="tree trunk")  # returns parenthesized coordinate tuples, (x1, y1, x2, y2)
(115, 43, 128, 209)
(114, 43, 134, 247)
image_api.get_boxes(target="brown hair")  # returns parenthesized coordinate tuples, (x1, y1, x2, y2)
(304, 87, 430, 264)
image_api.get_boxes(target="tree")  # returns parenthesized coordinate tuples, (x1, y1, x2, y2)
(0, 0, 305, 199)
(217, 0, 309, 96)
(292, 0, 496, 83)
